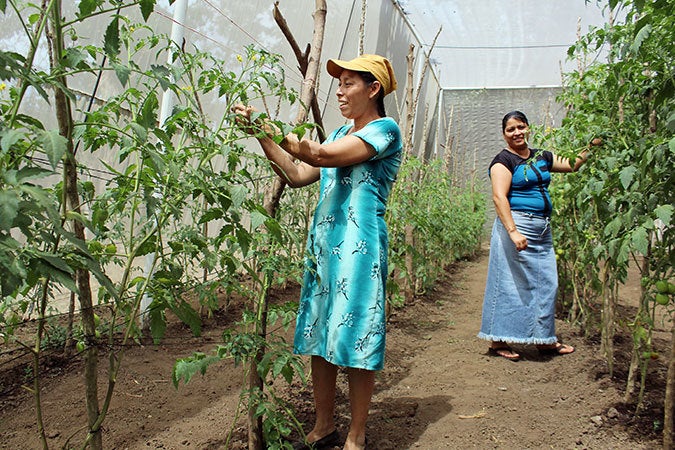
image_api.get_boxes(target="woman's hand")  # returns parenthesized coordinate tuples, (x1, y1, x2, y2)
(509, 229, 528, 251)
(231, 103, 259, 135)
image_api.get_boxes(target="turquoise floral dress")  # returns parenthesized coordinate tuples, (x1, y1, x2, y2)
(293, 117, 402, 371)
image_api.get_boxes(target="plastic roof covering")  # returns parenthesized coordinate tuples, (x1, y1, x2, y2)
(398, 0, 611, 89)
(0, 0, 439, 156)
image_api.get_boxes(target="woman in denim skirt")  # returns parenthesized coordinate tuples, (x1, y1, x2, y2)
(477, 110, 599, 361)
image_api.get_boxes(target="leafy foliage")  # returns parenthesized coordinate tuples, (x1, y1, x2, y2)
(542, 0, 673, 413)
(387, 156, 486, 305)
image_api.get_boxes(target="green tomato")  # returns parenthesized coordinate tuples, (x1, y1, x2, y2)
(76, 341, 85, 352)
(94, 313, 101, 327)
(656, 281, 669, 294)
(669, 283, 675, 295)
(655, 293, 670, 306)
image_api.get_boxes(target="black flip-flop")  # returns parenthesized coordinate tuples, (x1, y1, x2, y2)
(292, 430, 341, 450)
(537, 342, 575, 356)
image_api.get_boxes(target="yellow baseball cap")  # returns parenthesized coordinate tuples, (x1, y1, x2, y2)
(327, 54, 397, 96)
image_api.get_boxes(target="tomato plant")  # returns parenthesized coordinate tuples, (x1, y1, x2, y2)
(539, 0, 673, 442)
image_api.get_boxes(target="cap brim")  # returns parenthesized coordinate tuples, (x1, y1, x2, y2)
(327, 59, 349, 78)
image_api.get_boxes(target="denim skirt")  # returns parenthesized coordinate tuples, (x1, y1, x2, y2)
(477, 211, 559, 345)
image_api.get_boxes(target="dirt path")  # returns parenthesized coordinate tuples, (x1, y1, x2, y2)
(0, 249, 665, 449)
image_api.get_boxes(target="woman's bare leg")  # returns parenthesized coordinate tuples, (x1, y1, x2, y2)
(343, 368, 375, 449)
(304, 356, 338, 442)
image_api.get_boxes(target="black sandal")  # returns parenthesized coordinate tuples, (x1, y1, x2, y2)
(537, 342, 575, 356)
(292, 430, 341, 450)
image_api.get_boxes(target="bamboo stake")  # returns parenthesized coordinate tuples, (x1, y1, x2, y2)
(249, 3, 327, 449)
(358, 0, 366, 55)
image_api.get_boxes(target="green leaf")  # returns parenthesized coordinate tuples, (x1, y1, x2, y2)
(137, 92, 158, 129)
(150, 64, 172, 91)
(44, 265, 78, 293)
(149, 305, 167, 343)
(654, 205, 673, 226)
(230, 185, 248, 209)
(249, 210, 267, 231)
(631, 23, 651, 54)
(0, 0, 6, 13)
(265, 218, 283, 243)
(199, 208, 224, 223)
(112, 62, 130, 87)
(0, 190, 19, 230)
(104, 16, 120, 58)
(39, 253, 74, 274)
(618, 166, 637, 190)
(40, 130, 68, 169)
(77, 0, 98, 17)
(129, 122, 147, 143)
(16, 166, 53, 183)
(1, 129, 25, 153)
(603, 216, 623, 237)
(139, 0, 156, 22)
(631, 227, 649, 256)
(172, 352, 221, 387)
(64, 211, 92, 229)
(63, 48, 91, 70)
(173, 301, 201, 336)
(80, 256, 119, 302)
(135, 235, 157, 257)
(236, 228, 251, 257)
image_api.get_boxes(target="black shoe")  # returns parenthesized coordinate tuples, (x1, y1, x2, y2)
(292, 430, 341, 450)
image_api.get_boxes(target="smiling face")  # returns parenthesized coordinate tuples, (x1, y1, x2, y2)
(503, 117, 530, 152)
(336, 69, 379, 120)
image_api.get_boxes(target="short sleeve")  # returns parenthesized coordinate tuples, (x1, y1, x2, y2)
(352, 117, 402, 161)
(542, 150, 554, 170)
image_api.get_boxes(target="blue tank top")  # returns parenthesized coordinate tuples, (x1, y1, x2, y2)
(488, 148, 554, 216)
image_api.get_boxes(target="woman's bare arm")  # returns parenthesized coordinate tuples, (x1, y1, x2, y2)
(491, 163, 528, 251)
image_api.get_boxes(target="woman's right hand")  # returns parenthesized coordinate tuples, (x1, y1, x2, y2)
(231, 103, 259, 135)
(509, 229, 528, 251)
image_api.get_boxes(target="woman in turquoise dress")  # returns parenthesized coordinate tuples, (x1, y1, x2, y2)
(234, 54, 401, 450)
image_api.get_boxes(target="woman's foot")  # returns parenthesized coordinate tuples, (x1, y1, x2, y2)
(343, 435, 367, 450)
(537, 342, 575, 355)
(488, 344, 520, 361)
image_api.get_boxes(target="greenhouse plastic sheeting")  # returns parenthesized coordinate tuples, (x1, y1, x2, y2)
(399, 0, 609, 89)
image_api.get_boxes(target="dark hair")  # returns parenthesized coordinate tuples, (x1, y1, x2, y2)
(356, 70, 387, 117)
(502, 110, 529, 132)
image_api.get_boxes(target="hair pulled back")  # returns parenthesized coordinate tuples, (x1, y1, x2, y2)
(502, 110, 529, 132)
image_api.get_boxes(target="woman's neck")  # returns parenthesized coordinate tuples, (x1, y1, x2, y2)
(507, 146, 530, 158)
(352, 113, 382, 133)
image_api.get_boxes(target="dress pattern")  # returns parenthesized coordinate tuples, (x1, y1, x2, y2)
(293, 117, 402, 371)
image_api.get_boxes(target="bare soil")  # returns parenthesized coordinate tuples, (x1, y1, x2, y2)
(0, 248, 668, 449)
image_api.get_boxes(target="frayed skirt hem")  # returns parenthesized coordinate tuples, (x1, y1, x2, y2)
(477, 332, 558, 346)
